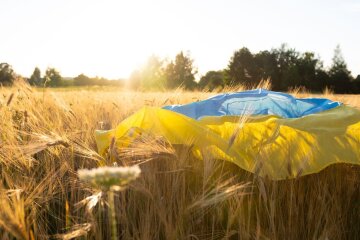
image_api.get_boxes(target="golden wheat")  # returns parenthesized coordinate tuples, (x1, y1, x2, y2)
(0, 80, 359, 239)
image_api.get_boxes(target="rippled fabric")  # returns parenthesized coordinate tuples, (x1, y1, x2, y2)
(163, 89, 341, 119)
(95, 105, 360, 180)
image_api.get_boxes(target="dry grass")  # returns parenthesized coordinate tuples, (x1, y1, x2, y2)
(0, 80, 359, 239)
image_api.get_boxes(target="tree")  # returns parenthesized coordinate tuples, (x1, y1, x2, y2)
(253, 50, 278, 86)
(129, 55, 166, 90)
(44, 68, 62, 87)
(74, 74, 92, 86)
(226, 47, 258, 86)
(165, 51, 197, 89)
(0, 62, 15, 86)
(29, 67, 43, 86)
(328, 45, 352, 93)
(199, 71, 225, 90)
(142, 55, 166, 90)
(314, 68, 330, 92)
(353, 75, 360, 93)
(271, 44, 302, 90)
(225, 44, 336, 92)
(300, 53, 328, 91)
(356, 75, 360, 82)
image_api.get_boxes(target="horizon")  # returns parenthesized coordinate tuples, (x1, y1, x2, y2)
(1, 0, 360, 79)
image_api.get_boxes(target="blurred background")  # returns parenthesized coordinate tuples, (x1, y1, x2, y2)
(1, 0, 359, 92)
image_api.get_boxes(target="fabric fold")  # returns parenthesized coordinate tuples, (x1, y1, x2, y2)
(163, 89, 341, 119)
(95, 104, 360, 180)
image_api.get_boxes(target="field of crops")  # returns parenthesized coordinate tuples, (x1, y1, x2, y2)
(0, 81, 359, 239)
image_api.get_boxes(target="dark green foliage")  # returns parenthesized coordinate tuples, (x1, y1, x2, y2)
(73, 74, 124, 87)
(29, 67, 43, 86)
(2, 45, 358, 93)
(253, 50, 278, 86)
(354, 75, 360, 92)
(0, 62, 15, 86)
(45, 68, 63, 87)
(226, 47, 258, 86)
(328, 45, 353, 93)
(225, 44, 356, 93)
(199, 71, 225, 90)
(130, 52, 197, 90)
(165, 51, 197, 90)
(74, 74, 92, 86)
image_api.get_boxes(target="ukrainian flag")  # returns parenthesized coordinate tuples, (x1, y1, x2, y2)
(95, 89, 360, 180)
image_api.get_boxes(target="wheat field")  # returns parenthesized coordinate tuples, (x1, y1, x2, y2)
(0, 81, 359, 239)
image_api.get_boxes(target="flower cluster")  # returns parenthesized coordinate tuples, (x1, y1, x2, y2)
(78, 165, 141, 190)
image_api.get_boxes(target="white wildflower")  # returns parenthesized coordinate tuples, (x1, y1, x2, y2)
(78, 165, 141, 190)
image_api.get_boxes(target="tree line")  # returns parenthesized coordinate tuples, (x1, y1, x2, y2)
(1, 44, 359, 93)
(130, 45, 360, 93)
(223, 44, 360, 93)
(0, 66, 125, 88)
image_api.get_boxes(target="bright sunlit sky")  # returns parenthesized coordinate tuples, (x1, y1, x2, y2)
(1, 0, 360, 79)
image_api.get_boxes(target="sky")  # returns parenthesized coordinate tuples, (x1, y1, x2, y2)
(1, 0, 359, 79)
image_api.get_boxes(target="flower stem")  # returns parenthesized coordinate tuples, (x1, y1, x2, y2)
(108, 190, 117, 240)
